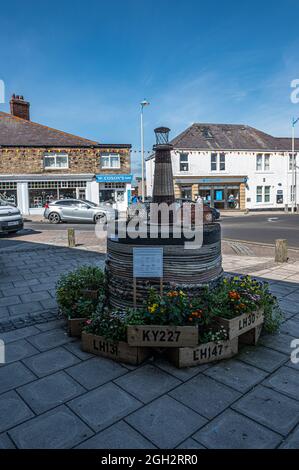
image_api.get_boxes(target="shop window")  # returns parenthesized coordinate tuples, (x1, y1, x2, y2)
(256, 154, 263, 171)
(179, 153, 189, 172)
(44, 153, 68, 169)
(264, 186, 271, 203)
(29, 189, 58, 208)
(256, 186, 263, 203)
(0, 182, 18, 205)
(101, 154, 120, 169)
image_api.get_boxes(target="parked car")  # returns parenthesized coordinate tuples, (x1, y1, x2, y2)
(175, 198, 215, 223)
(204, 202, 220, 220)
(43, 199, 118, 224)
(0, 199, 24, 233)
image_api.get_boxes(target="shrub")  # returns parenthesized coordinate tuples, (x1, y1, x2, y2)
(56, 265, 105, 318)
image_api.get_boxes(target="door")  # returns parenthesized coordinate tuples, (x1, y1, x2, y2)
(70, 202, 93, 222)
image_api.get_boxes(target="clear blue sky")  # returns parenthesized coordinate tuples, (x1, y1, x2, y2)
(1, 0, 299, 174)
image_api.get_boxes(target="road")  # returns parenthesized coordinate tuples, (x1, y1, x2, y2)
(1, 213, 299, 249)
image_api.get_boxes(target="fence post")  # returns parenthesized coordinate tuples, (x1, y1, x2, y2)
(275, 239, 288, 263)
(68, 228, 76, 248)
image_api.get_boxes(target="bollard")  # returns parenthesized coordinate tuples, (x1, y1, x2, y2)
(275, 239, 288, 263)
(68, 228, 76, 248)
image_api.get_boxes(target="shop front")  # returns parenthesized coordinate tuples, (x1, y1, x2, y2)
(96, 174, 132, 211)
(175, 176, 247, 210)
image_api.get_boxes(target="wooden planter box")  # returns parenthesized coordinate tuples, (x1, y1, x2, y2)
(68, 317, 88, 337)
(127, 325, 198, 348)
(214, 309, 264, 340)
(166, 337, 238, 368)
(239, 324, 263, 346)
(81, 331, 150, 365)
(80, 288, 99, 300)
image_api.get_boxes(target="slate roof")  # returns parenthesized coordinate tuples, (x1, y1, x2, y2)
(0, 111, 99, 147)
(170, 123, 299, 151)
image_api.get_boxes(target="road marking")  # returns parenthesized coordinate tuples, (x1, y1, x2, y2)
(267, 217, 279, 222)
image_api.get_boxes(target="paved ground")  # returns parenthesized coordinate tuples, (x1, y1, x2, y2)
(0, 235, 299, 448)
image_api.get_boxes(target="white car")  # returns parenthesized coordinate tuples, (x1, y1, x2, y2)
(0, 200, 24, 233)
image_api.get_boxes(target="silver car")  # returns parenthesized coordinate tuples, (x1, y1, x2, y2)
(43, 199, 117, 224)
(0, 199, 24, 233)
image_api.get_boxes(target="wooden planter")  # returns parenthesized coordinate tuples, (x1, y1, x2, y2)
(80, 288, 99, 300)
(81, 331, 150, 365)
(127, 325, 198, 348)
(68, 317, 88, 337)
(166, 337, 238, 368)
(214, 309, 264, 340)
(239, 324, 263, 346)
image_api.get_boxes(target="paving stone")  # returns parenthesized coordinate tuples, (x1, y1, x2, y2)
(26, 328, 74, 351)
(0, 307, 9, 318)
(66, 357, 127, 390)
(9, 301, 43, 316)
(17, 371, 85, 414)
(176, 438, 205, 449)
(22, 347, 80, 377)
(40, 298, 58, 309)
(259, 332, 296, 355)
(238, 345, 288, 372)
(279, 424, 299, 448)
(5, 339, 39, 364)
(68, 382, 142, 432)
(0, 296, 21, 307)
(154, 357, 210, 381)
(280, 319, 299, 337)
(20, 291, 51, 303)
(204, 359, 267, 393)
(278, 299, 299, 314)
(0, 390, 34, 433)
(13, 279, 40, 288)
(262, 366, 299, 400)
(76, 420, 155, 449)
(64, 341, 94, 360)
(35, 319, 66, 332)
(8, 405, 93, 449)
(0, 326, 40, 343)
(30, 284, 55, 293)
(115, 365, 181, 404)
(193, 409, 282, 449)
(126, 395, 206, 449)
(232, 385, 299, 435)
(0, 362, 36, 394)
(1, 287, 31, 297)
(169, 374, 241, 419)
(0, 433, 15, 449)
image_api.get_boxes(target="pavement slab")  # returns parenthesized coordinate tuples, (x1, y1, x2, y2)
(262, 366, 299, 401)
(0, 390, 34, 433)
(22, 346, 80, 377)
(66, 357, 127, 390)
(0, 362, 36, 394)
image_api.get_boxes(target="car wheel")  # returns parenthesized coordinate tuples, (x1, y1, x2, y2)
(94, 213, 107, 224)
(48, 212, 61, 224)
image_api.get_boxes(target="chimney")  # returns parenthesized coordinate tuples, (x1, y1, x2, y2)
(10, 94, 30, 120)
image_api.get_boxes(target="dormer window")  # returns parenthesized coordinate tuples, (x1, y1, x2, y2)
(201, 127, 213, 139)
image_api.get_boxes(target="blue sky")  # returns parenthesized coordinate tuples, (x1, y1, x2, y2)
(1, 0, 299, 174)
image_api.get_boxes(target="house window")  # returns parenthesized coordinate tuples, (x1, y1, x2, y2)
(211, 153, 217, 171)
(289, 154, 297, 171)
(211, 152, 225, 171)
(256, 154, 263, 171)
(264, 186, 271, 203)
(256, 186, 263, 203)
(264, 154, 270, 171)
(101, 154, 120, 169)
(44, 153, 68, 169)
(219, 152, 226, 171)
(179, 153, 189, 171)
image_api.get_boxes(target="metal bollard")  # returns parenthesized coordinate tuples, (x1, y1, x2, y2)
(275, 239, 288, 263)
(68, 228, 76, 248)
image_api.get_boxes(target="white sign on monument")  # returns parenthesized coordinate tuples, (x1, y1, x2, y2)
(133, 247, 163, 278)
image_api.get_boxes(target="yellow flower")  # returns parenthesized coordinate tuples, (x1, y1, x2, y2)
(179, 290, 186, 297)
(148, 303, 158, 314)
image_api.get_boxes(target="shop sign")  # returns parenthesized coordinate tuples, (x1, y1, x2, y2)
(96, 174, 132, 183)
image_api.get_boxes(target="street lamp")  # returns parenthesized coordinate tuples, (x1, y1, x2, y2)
(291, 117, 299, 213)
(140, 99, 150, 202)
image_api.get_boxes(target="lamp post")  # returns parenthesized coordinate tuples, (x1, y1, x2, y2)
(140, 99, 150, 202)
(291, 117, 299, 213)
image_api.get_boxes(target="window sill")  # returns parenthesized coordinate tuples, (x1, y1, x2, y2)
(44, 168, 69, 171)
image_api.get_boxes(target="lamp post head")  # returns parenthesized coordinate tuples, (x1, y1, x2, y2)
(292, 117, 299, 127)
(141, 99, 150, 108)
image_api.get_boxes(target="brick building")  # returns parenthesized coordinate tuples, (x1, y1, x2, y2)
(0, 95, 132, 214)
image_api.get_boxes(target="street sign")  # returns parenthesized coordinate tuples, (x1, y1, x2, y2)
(133, 247, 163, 278)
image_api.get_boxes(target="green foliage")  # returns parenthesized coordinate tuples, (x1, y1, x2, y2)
(56, 265, 105, 318)
(84, 307, 142, 342)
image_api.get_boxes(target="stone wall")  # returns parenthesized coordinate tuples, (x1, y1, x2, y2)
(0, 147, 131, 175)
